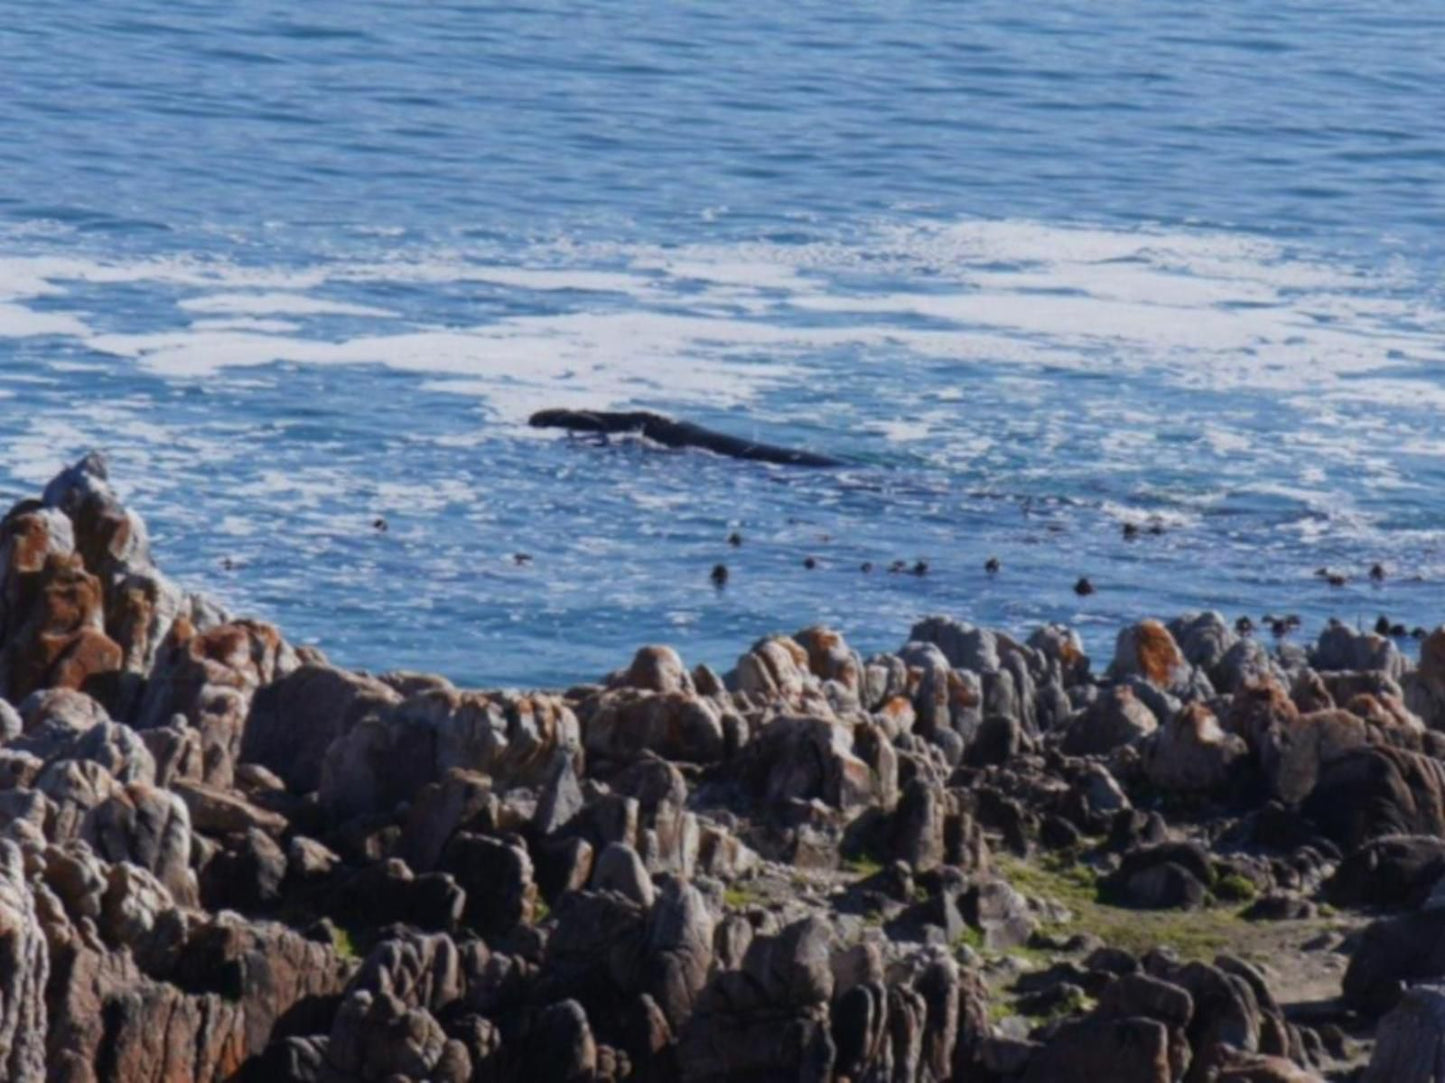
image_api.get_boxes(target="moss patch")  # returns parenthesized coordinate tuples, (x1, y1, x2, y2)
(723, 885, 762, 910)
(996, 854, 1257, 962)
(842, 854, 884, 878)
(1214, 873, 1259, 904)
(331, 924, 361, 961)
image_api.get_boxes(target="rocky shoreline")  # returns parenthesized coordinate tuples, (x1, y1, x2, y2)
(3, 452, 1445, 1082)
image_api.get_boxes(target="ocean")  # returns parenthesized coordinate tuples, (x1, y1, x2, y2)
(3, 0, 1443, 687)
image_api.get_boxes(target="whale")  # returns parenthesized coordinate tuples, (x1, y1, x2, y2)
(528, 409, 843, 467)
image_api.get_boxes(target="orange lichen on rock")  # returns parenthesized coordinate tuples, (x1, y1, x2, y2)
(1133, 619, 1184, 687)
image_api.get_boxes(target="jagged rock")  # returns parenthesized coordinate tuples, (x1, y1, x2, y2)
(1169, 611, 1239, 685)
(0, 504, 75, 647)
(242, 663, 401, 794)
(349, 927, 464, 1015)
(325, 988, 449, 1081)
(742, 714, 878, 811)
(82, 779, 197, 905)
(534, 749, 586, 836)
(140, 716, 205, 786)
(1144, 702, 1248, 793)
(641, 877, 715, 1029)
(679, 916, 835, 1082)
(441, 833, 536, 937)
(1028, 623, 1090, 687)
(0, 548, 121, 705)
(1204, 1047, 1325, 1082)
(0, 749, 42, 793)
(1326, 835, 1445, 910)
(1406, 627, 1445, 732)
(795, 625, 863, 694)
(46, 914, 351, 1082)
(135, 619, 297, 787)
(0, 839, 48, 1082)
(1364, 980, 1445, 1082)
(1227, 678, 1300, 754)
(733, 636, 820, 706)
(1161, 956, 1291, 1075)
(318, 687, 580, 820)
(962, 878, 1035, 950)
(891, 777, 947, 870)
(611, 754, 699, 876)
(0, 698, 19, 742)
(1062, 684, 1158, 755)
(1303, 745, 1445, 849)
(896, 641, 983, 751)
(396, 768, 496, 874)
(45, 942, 249, 1083)
(1313, 621, 1405, 679)
(1216, 637, 1281, 694)
(287, 836, 341, 883)
(39, 840, 107, 923)
(593, 842, 654, 908)
(1098, 972, 1194, 1028)
(537, 888, 648, 1020)
(909, 616, 1000, 674)
(695, 823, 758, 880)
(98, 861, 184, 972)
(527, 998, 599, 1081)
(199, 828, 287, 912)
(172, 777, 288, 837)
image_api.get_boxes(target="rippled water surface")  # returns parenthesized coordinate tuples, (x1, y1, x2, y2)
(3, 1, 1444, 685)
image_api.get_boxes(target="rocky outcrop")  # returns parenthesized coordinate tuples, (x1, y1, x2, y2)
(0, 453, 1439, 1082)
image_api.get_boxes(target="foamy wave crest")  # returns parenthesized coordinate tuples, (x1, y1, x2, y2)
(3, 218, 1444, 424)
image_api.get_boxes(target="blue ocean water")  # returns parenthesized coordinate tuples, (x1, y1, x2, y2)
(2, 1, 1444, 687)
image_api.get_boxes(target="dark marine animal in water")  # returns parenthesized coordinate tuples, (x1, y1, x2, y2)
(528, 409, 843, 467)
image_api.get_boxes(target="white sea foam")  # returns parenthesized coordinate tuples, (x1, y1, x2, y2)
(179, 293, 397, 318)
(0, 302, 90, 338)
(4, 217, 1444, 428)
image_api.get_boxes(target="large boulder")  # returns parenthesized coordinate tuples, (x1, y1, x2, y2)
(732, 636, 821, 708)
(1062, 684, 1158, 755)
(1109, 620, 1188, 690)
(582, 689, 728, 764)
(1261, 709, 1368, 806)
(741, 714, 880, 811)
(1168, 611, 1239, 688)
(1023, 1016, 1171, 1083)
(908, 616, 1000, 674)
(1344, 908, 1445, 1016)
(241, 663, 400, 794)
(1303, 745, 1445, 850)
(1144, 703, 1248, 793)
(1313, 621, 1405, 679)
(1364, 981, 1445, 1083)
(1326, 836, 1445, 910)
